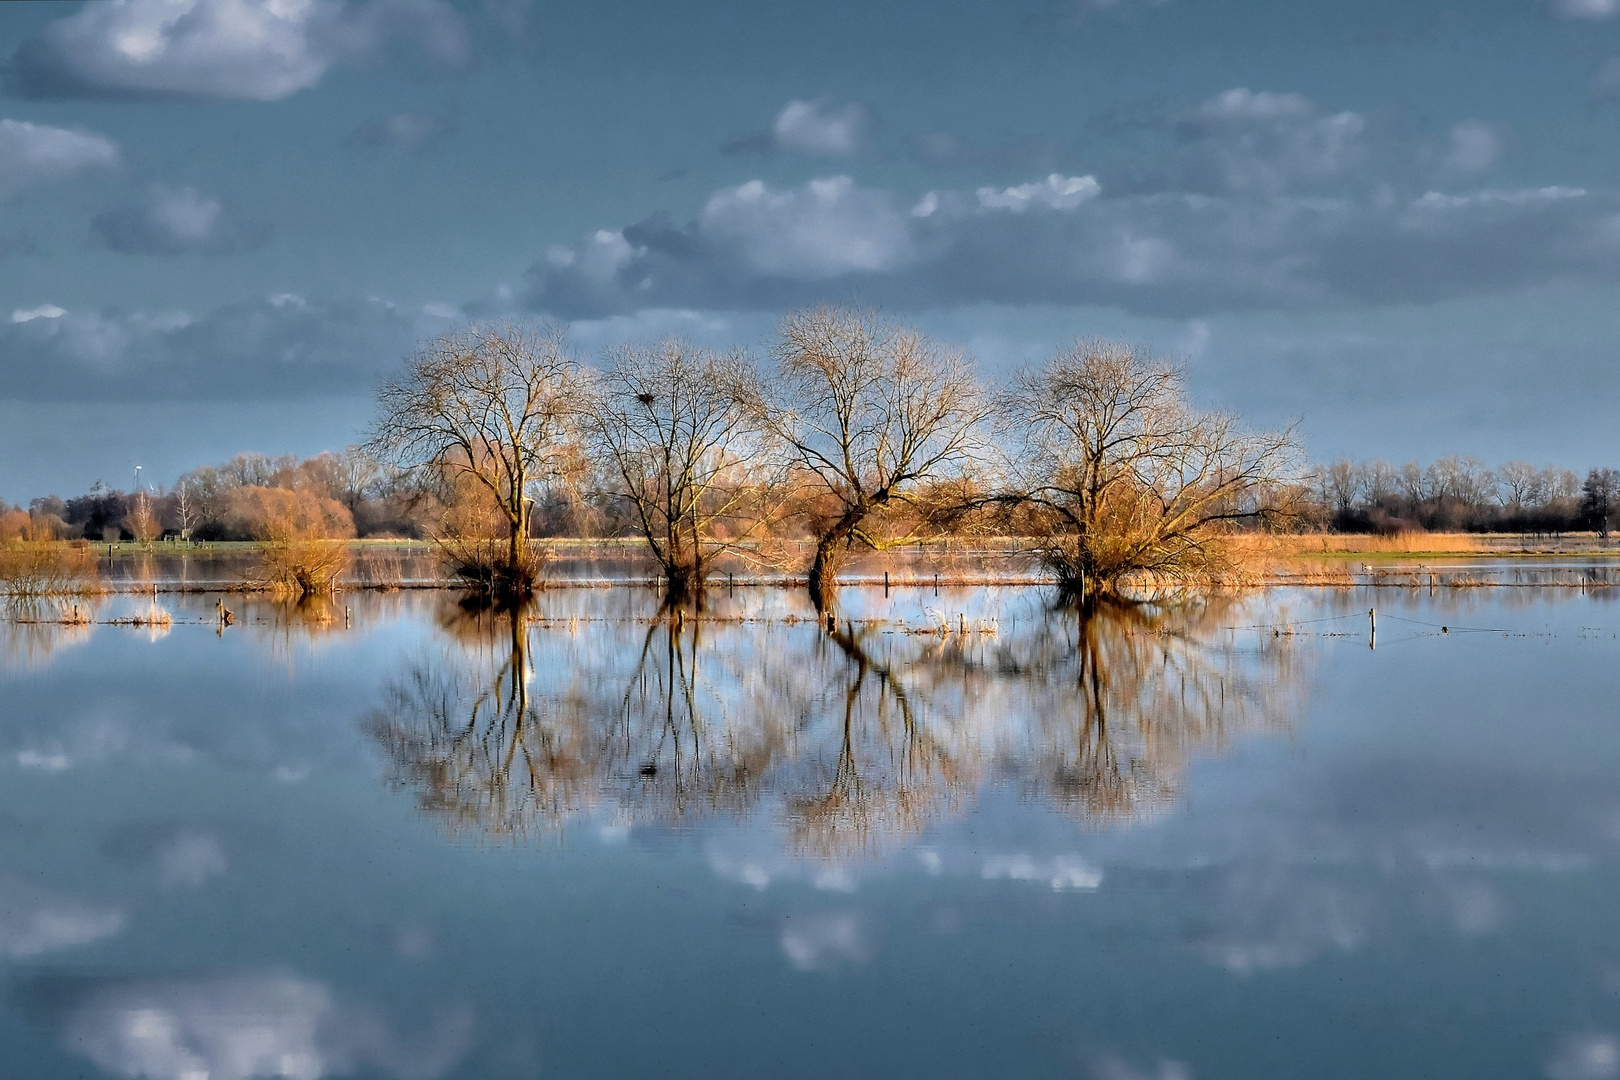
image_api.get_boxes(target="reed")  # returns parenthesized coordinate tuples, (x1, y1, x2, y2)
(0, 540, 101, 596)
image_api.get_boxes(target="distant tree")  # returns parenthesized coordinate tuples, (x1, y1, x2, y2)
(1317, 458, 1360, 526)
(123, 490, 160, 544)
(1581, 468, 1620, 539)
(1496, 460, 1540, 515)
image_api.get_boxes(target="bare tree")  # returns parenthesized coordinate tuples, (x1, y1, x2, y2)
(368, 324, 584, 598)
(1398, 461, 1428, 508)
(745, 306, 989, 610)
(172, 479, 199, 540)
(1496, 460, 1540, 515)
(1316, 458, 1361, 524)
(586, 339, 779, 602)
(123, 490, 161, 544)
(1001, 340, 1300, 600)
(1360, 459, 1397, 506)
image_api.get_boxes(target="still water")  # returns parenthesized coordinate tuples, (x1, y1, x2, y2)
(2, 583, 1619, 1079)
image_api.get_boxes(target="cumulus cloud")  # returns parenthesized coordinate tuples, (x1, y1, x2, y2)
(0, 876, 124, 958)
(37, 972, 473, 1080)
(10, 0, 471, 102)
(348, 111, 455, 150)
(91, 184, 271, 255)
(726, 97, 875, 158)
(1171, 88, 1376, 196)
(0, 118, 120, 200)
(0, 293, 424, 401)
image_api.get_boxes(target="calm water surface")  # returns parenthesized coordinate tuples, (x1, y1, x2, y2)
(3, 582, 1619, 1079)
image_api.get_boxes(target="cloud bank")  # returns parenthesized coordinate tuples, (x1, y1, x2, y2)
(0, 294, 427, 401)
(529, 89, 1610, 320)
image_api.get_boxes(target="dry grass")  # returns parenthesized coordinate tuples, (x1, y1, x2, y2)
(1280, 532, 1487, 556)
(0, 541, 101, 596)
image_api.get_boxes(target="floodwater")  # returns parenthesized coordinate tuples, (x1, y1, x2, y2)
(2, 578, 1620, 1079)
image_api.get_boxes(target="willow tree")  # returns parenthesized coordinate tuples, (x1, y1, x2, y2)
(747, 307, 989, 610)
(586, 339, 778, 602)
(1003, 340, 1299, 600)
(368, 324, 583, 599)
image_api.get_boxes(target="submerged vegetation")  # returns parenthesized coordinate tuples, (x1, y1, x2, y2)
(0, 539, 99, 597)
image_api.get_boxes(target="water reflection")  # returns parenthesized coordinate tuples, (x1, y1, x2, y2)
(365, 593, 1301, 854)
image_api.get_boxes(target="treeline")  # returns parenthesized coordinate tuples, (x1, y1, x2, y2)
(8, 310, 1614, 606)
(0, 449, 422, 544)
(1305, 457, 1620, 536)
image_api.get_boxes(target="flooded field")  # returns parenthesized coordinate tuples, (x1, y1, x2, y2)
(3, 580, 1619, 1078)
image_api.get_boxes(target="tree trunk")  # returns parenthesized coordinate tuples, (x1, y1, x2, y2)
(809, 534, 847, 612)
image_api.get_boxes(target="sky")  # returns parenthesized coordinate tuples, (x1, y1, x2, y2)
(1, 0, 1619, 501)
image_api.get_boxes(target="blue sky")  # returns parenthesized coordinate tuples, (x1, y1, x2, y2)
(1, 0, 1619, 500)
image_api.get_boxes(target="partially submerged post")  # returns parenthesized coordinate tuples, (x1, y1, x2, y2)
(1368, 607, 1376, 650)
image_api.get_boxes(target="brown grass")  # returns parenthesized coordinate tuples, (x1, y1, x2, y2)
(0, 541, 101, 596)
(1279, 532, 1487, 556)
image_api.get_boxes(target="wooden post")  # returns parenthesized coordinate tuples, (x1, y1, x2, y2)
(883, 571, 889, 596)
(1368, 607, 1376, 650)
(934, 572, 939, 595)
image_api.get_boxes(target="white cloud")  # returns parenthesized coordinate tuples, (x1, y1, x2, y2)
(780, 913, 868, 971)
(0, 118, 121, 200)
(58, 972, 474, 1080)
(15, 0, 471, 101)
(0, 876, 124, 958)
(769, 97, 874, 158)
(11, 304, 66, 324)
(91, 184, 271, 255)
(698, 177, 913, 277)
(977, 173, 1100, 212)
(1546, 1034, 1620, 1080)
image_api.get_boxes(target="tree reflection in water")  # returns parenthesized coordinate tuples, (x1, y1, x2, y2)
(363, 592, 1301, 853)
